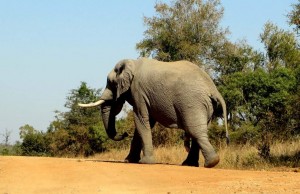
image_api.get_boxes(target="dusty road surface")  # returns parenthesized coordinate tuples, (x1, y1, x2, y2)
(0, 156, 299, 194)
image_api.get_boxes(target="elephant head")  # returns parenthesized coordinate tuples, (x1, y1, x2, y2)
(78, 59, 135, 141)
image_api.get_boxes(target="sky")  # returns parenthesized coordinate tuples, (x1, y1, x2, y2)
(0, 0, 296, 144)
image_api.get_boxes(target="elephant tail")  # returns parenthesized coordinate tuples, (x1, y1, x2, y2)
(214, 93, 230, 145)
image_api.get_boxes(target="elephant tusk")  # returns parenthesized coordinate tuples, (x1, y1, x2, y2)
(78, 99, 105, 107)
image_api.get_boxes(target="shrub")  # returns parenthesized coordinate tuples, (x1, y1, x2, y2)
(229, 122, 259, 145)
(152, 124, 184, 147)
(21, 131, 50, 156)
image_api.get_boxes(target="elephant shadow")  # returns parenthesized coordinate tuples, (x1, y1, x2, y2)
(83, 159, 181, 166)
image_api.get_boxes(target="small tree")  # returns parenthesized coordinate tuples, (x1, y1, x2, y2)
(21, 131, 50, 156)
(48, 82, 107, 156)
(1, 129, 11, 146)
(19, 125, 50, 156)
(1, 129, 12, 155)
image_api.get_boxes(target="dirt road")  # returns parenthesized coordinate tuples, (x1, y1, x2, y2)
(0, 156, 299, 194)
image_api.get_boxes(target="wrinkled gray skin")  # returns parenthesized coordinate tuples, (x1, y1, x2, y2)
(80, 58, 228, 168)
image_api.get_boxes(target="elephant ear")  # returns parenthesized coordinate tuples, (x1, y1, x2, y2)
(114, 60, 134, 99)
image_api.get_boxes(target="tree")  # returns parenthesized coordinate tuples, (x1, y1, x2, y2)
(136, 0, 229, 69)
(260, 22, 300, 71)
(48, 82, 107, 156)
(19, 124, 36, 140)
(220, 68, 296, 126)
(218, 20, 300, 158)
(0, 129, 12, 155)
(19, 124, 50, 156)
(21, 130, 49, 156)
(215, 41, 264, 76)
(1, 129, 11, 146)
(288, 0, 300, 35)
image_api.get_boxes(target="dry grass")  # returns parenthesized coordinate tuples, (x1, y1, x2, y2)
(92, 139, 300, 171)
(216, 139, 300, 170)
(91, 148, 129, 162)
(153, 146, 187, 165)
(90, 146, 187, 165)
(271, 139, 300, 156)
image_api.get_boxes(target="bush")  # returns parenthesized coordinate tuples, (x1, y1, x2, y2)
(229, 122, 259, 145)
(0, 146, 9, 155)
(208, 121, 229, 147)
(21, 132, 50, 156)
(88, 125, 108, 154)
(152, 124, 184, 147)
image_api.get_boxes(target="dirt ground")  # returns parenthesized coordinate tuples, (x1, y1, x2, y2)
(0, 156, 299, 194)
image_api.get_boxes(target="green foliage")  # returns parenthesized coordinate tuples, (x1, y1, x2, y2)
(222, 122, 259, 145)
(220, 67, 297, 144)
(288, 89, 300, 136)
(152, 124, 184, 147)
(0, 146, 9, 155)
(20, 129, 50, 156)
(88, 125, 108, 153)
(260, 22, 300, 70)
(0, 142, 21, 156)
(46, 82, 107, 156)
(46, 127, 71, 156)
(218, 20, 300, 160)
(214, 41, 264, 76)
(208, 120, 228, 147)
(19, 82, 108, 157)
(288, 0, 300, 34)
(137, 0, 228, 67)
(19, 124, 49, 156)
(19, 124, 36, 140)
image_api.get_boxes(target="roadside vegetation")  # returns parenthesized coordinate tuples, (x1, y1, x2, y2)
(92, 139, 300, 170)
(1, 0, 299, 171)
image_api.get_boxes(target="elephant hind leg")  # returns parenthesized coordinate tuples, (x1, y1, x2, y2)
(188, 125, 219, 168)
(182, 138, 200, 167)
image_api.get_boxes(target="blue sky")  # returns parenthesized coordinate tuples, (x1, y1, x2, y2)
(0, 0, 296, 143)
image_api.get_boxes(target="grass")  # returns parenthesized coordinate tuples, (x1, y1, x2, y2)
(92, 139, 300, 171)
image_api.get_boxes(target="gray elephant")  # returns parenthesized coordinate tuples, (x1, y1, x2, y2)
(79, 58, 229, 168)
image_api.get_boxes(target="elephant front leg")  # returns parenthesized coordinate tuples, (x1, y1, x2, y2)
(125, 129, 142, 163)
(134, 114, 155, 164)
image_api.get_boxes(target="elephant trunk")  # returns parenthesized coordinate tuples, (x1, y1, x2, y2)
(101, 104, 128, 141)
(78, 86, 128, 141)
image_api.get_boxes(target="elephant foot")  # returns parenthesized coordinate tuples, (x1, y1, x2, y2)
(204, 154, 219, 168)
(124, 154, 140, 163)
(182, 159, 199, 167)
(139, 156, 155, 164)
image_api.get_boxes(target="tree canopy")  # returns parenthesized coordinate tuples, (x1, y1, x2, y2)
(136, 0, 229, 69)
(288, 0, 300, 34)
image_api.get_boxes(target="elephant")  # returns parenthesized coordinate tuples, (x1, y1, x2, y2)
(79, 58, 229, 168)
